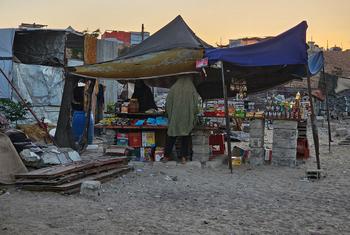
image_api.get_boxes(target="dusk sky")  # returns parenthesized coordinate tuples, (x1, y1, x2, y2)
(1, 0, 349, 49)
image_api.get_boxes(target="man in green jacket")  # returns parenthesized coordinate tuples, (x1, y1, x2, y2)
(164, 76, 199, 163)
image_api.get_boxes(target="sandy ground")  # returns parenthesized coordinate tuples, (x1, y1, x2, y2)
(0, 121, 350, 235)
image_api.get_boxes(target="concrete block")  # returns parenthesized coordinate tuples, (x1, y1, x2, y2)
(80, 180, 101, 198)
(192, 129, 210, 137)
(249, 127, 265, 138)
(249, 119, 265, 130)
(192, 145, 211, 154)
(272, 129, 298, 148)
(192, 135, 209, 145)
(272, 158, 296, 167)
(249, 147, 264, 166)
(249, 137, 264, 148)
(335, 128, 349, 137)
(273, 120, 298, 130)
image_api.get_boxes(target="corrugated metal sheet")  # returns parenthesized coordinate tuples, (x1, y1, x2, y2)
(84, 35, 97, 64)
(96, 39, 123, 106)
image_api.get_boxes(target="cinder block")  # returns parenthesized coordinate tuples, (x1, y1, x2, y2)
(249, 147, 264, 166)
(272, 129, 298, 148)
(272, 146, 297, 161)
(249, 119, 265, 130)
(273, 120, 298, 130)
(192, 145, 211, 154)
(249, 137, 264, 148)
(272, 158, 296, 167)
(192, 135, 209, 145)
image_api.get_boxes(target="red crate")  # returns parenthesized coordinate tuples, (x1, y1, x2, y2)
(128, 132, 142, 148)
(209, 134, 225, 155)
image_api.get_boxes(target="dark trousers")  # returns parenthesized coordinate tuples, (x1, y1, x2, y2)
(165, 135, 190, 159)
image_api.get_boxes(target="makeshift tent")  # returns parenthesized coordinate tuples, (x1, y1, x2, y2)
(72, 15, 210, 84)
(203, 21, 322, 171)
(0, 29, 16, 99)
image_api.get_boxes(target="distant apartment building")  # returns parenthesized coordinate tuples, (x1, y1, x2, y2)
(101, 30, 150, 46)
(229, 37, 272, 48)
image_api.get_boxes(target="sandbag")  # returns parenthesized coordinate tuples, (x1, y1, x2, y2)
(0, 133, 28, 184)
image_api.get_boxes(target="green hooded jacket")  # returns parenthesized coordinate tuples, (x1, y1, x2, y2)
(165, 77, 199, 136)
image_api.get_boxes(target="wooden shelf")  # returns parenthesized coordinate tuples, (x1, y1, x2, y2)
(95, 125, 167, 130)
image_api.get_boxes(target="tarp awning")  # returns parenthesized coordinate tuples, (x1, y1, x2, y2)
(308, 51, 324, 76)
(204, 21, 308, 67)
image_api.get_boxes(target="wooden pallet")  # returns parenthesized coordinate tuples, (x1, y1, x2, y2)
(20, 167, 131, 193)
(15, 157, 132, 193)
(15, 157, 127, 180)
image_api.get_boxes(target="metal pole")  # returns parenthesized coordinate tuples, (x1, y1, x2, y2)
(0, 67, 55, 144)
(141, 24, 144, 41)
(306, 66, 321, 169)
(220, 61, 233, 173)
(322, 66, 332, 152)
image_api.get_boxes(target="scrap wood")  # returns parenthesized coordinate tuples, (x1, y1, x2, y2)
(15, 163, 125, 186)
(20, 167, 132, 193)
(15, 157, 127, 180)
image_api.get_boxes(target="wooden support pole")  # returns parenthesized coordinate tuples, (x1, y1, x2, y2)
(55, 76, 78, 149)
(220, 61, 233, 173)
(306, 66, 321, 169)
(79, 79, 96, 152)
(322, 66, 332, 152)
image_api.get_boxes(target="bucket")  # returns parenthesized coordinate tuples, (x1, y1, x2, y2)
(72, 111, 94, 144)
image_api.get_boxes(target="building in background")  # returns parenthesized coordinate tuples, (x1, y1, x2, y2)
(101, 30, 150, 46)
(229, 37, 272, 48)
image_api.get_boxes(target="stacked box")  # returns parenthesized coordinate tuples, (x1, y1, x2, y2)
(142, 132, 155, 147)
(249, 119, 265, 166)
(272, 120, 298, 167)
(191, 129, 211, 162)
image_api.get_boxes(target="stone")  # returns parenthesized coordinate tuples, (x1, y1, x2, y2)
(80, 180, 101, 198)
(335, 128, 348, 137)
(20, 149, 41, 163)
(41, 150, 62, 165)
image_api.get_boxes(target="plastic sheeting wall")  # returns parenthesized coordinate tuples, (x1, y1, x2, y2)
(12, 63, 65, 122)
(96, 39, 122, 106)
(0, 29, 16, 99)
(13, 31, 66, 66)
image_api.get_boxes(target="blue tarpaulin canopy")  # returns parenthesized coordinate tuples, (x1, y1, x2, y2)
(196, 21, 326, 99)
(205, 21, 308, 67)
(308, 51, 324, 76)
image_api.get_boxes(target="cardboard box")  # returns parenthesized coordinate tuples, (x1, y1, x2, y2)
(154, 147, 164, 162)
(140, 147, 153, 162)
(142, 131, 155, 147)
(128, 132, 142, 147)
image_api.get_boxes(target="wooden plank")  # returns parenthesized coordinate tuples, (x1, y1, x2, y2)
(15, 157, 127, 179)
(16, 163, 125, 186)
(95, 125, 167, 130)
(21, 167, 132, 192)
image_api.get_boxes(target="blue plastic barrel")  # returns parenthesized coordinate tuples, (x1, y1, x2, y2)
(72, 111, 94, 144)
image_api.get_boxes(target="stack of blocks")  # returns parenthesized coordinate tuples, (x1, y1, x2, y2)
(191, 129, 211, 162)
(272, 120, 298, 167)
(249, 119, 265, 166)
